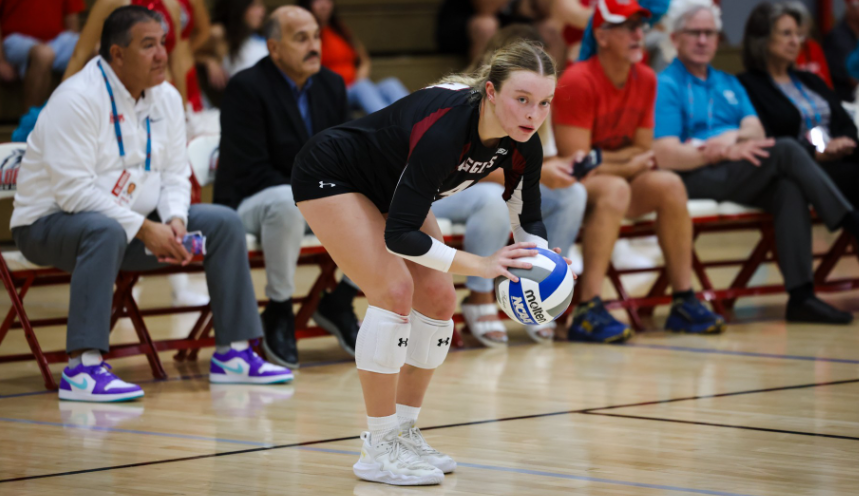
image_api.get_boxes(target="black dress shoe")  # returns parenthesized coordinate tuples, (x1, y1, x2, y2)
(261, 299, 299, 368)
(786, 297, 853, 325)
(313, 291, 359, 356)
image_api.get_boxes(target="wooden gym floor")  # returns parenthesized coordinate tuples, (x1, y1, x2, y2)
(1, 227, 859, 495)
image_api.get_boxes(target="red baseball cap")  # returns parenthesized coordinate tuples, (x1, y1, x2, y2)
(593, 0, 652, 30)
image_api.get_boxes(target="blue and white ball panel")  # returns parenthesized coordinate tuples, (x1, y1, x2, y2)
(495, 248, 575, 326)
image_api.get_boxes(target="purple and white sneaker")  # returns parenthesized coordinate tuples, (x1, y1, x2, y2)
(210, 348, 293, 384)
(59, 362, 144, 402)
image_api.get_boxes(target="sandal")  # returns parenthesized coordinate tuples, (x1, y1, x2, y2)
(461, 301, 508, 348)
(526, 321, 555, 344)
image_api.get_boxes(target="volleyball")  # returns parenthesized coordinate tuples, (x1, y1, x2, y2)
(495, 247, 574, 326)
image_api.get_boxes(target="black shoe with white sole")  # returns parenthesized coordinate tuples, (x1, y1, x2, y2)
(313, 291, 360, 356)
(786, 296, 853, 324)
(261, 299, 299, 369)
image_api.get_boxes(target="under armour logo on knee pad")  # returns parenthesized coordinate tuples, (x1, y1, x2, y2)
(398, 338, 408, 347)
(437, 337, 450, 347)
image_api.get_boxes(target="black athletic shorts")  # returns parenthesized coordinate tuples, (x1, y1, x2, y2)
(291, 136, 390, 213)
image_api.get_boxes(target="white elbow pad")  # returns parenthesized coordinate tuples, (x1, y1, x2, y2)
(387, 237, 457, 272)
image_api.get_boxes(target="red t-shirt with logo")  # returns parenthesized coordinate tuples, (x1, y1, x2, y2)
(0, 0, 85, 42)
(553, 57, 656, 151)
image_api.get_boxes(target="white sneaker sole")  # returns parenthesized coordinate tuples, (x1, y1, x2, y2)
(209, 373, 293, 384)
(262, 340, 299, 369)
(353, 461, 444, 486)
(433, 458, 456, 474)
(58, 389, 144, 402)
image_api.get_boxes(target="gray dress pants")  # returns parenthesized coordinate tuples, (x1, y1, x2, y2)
(12, 204, 262, 353)
(679, 138, 853, 290)
(237, 185, 304, 302)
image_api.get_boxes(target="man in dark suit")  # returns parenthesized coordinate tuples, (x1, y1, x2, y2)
(215, 6, 357, 370)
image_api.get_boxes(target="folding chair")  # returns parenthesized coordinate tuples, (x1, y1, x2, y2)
(0, 143, 171, 389)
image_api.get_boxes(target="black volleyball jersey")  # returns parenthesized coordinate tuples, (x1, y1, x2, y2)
(296, 83, 547, 271)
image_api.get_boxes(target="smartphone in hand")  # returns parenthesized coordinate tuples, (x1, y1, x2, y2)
(183, 231, 207, 256)
(572, 148, 602, 179)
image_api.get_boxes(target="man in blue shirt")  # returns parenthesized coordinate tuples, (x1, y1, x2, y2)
(215, 6, 357, 368)
(653, 3, 859, 324)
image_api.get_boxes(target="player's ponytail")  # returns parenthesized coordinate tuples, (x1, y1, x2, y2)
(436, 40, 556, 101)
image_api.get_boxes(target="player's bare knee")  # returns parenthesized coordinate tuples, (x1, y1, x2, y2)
(377, 274, 414, 316)
(416, 277, 457, 320)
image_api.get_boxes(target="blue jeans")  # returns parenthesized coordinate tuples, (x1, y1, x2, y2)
(431, 183, 509, 293)
(348, 77, 410, 114)
(541, 182, 587, 257)
(3, 31, 79, 77)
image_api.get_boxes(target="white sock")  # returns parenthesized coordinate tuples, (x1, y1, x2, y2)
(69, 350, 101, 368)
(80, 349, 103, 366)
(216, 341, 249, 354)
(231, 341, 250, 351)
(396, 404, 421, 429)
(367, 414, 400, 446)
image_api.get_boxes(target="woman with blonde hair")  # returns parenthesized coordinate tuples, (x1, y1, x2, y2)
(292, 41, 566, 485)
(433, 24, 587, 346)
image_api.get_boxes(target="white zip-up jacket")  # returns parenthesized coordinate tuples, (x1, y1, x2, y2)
(11, 56, 190, 242)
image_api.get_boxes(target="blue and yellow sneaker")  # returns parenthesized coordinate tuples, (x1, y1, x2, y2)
(568, 297, 633, 343)
(665, 296, 725, 334)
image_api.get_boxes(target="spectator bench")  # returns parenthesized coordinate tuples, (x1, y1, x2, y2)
(1, 138, 857, 389)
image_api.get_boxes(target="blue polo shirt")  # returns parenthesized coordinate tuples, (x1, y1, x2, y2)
(654, 58, 757, 142)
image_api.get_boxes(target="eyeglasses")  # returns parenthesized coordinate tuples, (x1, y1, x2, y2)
(680, 29, 720, 40)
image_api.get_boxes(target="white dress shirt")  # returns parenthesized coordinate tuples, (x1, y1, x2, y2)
(11, 56, 190, 242)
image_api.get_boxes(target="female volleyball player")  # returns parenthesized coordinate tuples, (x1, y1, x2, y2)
(293, 41, 561, 486)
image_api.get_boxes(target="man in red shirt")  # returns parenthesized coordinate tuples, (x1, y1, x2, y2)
(0, 0, 85, 110)
(553, 0, 724, 342)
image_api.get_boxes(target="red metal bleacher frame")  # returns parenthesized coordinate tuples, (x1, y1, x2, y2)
(602, 212, 859, 330)
(1, 211, 858, 390)
(0, 247, 334, 390)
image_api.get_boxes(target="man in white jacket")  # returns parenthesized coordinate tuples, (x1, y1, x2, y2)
(10, 6, 293, 403)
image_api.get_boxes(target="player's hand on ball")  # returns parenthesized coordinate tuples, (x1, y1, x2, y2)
(550, 247, 577, 279)
(484, 242, 538, 282)
(551, 247, 573, 265)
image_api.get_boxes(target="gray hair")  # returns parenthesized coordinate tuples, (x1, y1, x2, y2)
(742, 2, 803, 72)
(262, 15, 281, 41)
(785, 1, 812, 28)
(670, 0, 723, 33)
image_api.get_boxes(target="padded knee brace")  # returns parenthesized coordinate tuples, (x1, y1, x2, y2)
(355, 306, 411, 374)
(405, 310, 454, 370)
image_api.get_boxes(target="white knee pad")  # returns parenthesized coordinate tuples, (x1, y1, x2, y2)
(405, 310, 454, 370)
(355, 306, 411, 374)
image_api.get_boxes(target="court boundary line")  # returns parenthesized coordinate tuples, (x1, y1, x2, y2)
(580, 411, 859, 441)
(624, 344, 859, 365)
(2, 376, 857, 485)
